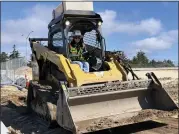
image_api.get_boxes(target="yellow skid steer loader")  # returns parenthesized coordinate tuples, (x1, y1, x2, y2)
(27, 2, 178, 134)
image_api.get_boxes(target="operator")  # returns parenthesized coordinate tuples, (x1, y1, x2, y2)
(68, 30, 90, 73)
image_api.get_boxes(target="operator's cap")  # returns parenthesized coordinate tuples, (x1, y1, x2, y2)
(72, 30, 82, 37)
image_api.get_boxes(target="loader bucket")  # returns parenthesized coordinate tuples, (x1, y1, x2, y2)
(56, 72, 178, 134)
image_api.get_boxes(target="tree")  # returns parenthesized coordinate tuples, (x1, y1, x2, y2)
(149, 59, 157, 67)
(9, 44, 20, 59)
(163, 60, 175, 67)
(0, 52, 9, 62)
(131, 51, 149, 67)
(109, 49, 175, 68)
(166, 60, 175, 66)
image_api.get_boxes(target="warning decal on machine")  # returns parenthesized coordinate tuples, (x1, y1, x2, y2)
(93, 72, 104, 77)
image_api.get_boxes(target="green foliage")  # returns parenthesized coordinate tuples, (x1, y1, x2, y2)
(9, 44, 21, 59)
(0, 45, 22, 63)
(148, 59, 175, 67)
(128, 50, 175, 68)
(0, 52, 9, 62)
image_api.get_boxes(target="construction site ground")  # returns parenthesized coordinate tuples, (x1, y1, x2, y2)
(1, 68, 178, 134)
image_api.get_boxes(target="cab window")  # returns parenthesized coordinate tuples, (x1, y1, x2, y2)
(52, 31, 63, 47)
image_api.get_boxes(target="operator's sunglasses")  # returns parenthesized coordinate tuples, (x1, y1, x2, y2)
(74, 36, 81, 39)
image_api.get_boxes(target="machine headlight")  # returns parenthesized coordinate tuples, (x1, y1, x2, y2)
(65, 20, 70, 26)
(98, 21, 102, 26)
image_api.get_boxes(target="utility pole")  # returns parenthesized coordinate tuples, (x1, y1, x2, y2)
(22, 31, 34, 62)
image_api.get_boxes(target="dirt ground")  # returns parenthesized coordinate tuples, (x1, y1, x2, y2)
(15, 66, 32, 80)
(1, 69, 178, 134)
(131, 69, 178, 79)
(1, 86, 65, 134)
(161, 78, 178, 105)
(1, 86, 27, 106)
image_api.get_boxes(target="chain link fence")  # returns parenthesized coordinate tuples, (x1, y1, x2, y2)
(1, 57, 28, 87)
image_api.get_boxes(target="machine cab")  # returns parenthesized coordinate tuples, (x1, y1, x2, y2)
(47, 2, 106, 71)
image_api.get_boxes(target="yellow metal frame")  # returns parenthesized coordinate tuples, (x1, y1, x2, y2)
(56, 54, 127, 87)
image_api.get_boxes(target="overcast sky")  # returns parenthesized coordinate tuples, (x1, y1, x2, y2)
(1, 2, 178, 64)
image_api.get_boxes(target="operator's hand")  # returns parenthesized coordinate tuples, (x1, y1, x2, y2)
(82, 51, 88, 54)
(82, 51, 89, 56)
(82, 51, 90, 60)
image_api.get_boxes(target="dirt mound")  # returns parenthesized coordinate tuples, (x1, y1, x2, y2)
(162, 78, 178, 88)
(1, 85, 27, 106)
(158, 77, 172, 81)
(128, 109, 178, 123)
(160, 79, 178, 104)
